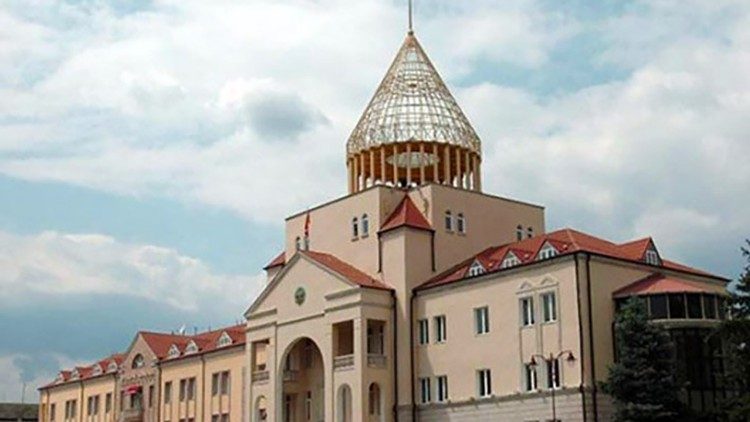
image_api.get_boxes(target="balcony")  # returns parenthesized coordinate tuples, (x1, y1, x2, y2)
(334, 354, 354, 371)
(251, 370, 269, 383)
(367, 354, 386, 369)
(120, 408, 143, 422)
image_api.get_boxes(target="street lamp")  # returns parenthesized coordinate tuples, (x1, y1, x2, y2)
(529, 350, 576, 422)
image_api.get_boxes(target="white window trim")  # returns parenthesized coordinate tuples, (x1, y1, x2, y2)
(520, 297, 535, 327)
(477, 369, 492, 398)
(524, 364, 538, 392)
(457, 213, 466, 234)
(185, 341, 199, 355)
(537, 242, 558, 260)
(436, 376, 449, 403)
(474, 306, 490, 335)
(468, 260, 485, 277)
(418, 319, 429, 345)
(217, 332, 233, 348)
(419, 377, 431, 404)
(541, 292, 558, 323)
(434, 315, 446, 343)
(501, 252, 521, 269)
(168, 344, 181, 359)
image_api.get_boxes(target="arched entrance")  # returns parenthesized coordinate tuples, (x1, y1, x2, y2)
(280, 338, 324, 422)
(337, 384, 352, 422)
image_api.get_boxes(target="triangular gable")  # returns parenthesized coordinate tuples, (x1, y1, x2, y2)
(217, 331, 233, 348)
(467, 259, 486, 277)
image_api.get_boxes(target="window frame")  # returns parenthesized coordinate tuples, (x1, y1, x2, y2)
(524, 363, 538, 392)
(436, 375, 449, 403)
(418, 319, 429, 345)
(520, 296, 535, 327)
(541, 292, 557, 323)
(361, 214, 369, 237)
(477, 369, 492, 398)
(419, 377, 431, 404)
(474, 306, 490, 335)
(434, 315, 447, 343)
(457, 213, 465, 234)
(444, 211, 453, 232)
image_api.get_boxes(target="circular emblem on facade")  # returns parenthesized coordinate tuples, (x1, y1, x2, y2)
(294, 287, 306, 305)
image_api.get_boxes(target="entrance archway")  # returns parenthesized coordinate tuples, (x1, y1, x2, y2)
(280, 338, 324, 422)
(337, 384, 352, 422)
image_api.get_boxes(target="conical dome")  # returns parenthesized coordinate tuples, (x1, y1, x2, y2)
(346, 33, 483, 194)
(347, 33, 481, 156)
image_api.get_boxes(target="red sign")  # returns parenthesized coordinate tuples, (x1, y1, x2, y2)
(124, 385, 142, 395)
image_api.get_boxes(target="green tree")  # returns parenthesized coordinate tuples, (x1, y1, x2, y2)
(602, 297, 683, 421)
(718, 240, 750, 421)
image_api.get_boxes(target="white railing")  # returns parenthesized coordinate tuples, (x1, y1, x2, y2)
(333, 354, 354, 370)
(367, 354, 387, 368)
(251, 370, 269, 383)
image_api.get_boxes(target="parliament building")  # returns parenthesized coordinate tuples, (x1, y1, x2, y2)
(39, 24, 729, 422)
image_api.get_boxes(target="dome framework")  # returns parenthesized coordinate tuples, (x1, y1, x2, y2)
(346, 33, 482, 193)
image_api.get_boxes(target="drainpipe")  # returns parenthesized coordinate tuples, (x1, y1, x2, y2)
(391, 289, 399, 422)
(201, 355, 206, 422)
(574, 254, 588, 422)
(410, 291, 416, 422)
(585, 254, 599, 421)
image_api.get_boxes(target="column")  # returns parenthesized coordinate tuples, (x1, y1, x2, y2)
(419, 143, 425, 186)
(405, 143, 412, 187)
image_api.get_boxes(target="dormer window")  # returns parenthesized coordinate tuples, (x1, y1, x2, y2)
(361, 214, 369, 237)
(91, 365, 102, 376)
(70, 370, 80, 380)
(468, 260, 485, 277)
(56, 373, 66, 383)
(132, 354, 145, 369)
(457, 213, 466, 234)
(168, 344, 181, 359)
(352, 217, 359, 238)
(537, 242, 558, 260)
(185, 341, 199, 355)
(644, 246, 661, 266)
(445, 211, 453, 231)
(501, 252, 521, 268)
(217, 332, 233, 348)
(516, 225, 523, 241)
(107, 361, 118, 373)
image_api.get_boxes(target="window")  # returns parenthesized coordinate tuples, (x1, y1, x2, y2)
(168, 344, 180, 359)
(516, 225, 524, 241)
(669, 294, 686, 319)
(474, 307, 489, 335)
(368, 384, 381, 416)
(50, 404, 56, 422)
(351, 217, 359, 238)
(477, 369, 492, 398)
(419, 378, 431, 404)
(537, 242, 558, 260)
(164, 382, 172, 404)
(527, 227, 534, 238)
(220, 371, 230, 395)
(187, 377, 196, 400)
(524, 364, 537, 391)
(436, 376, 449, 403)
(361, 214, 369, 237)
(295, 236, 302, 251)
(306, 391, 312, 420)
(457, 213, 465, 234)
(148, 386, 154, 408)
(221, 415, 228, 422)
(132, 354, 145, 369)
(521, 297, 535, 326)
(211, 416, 219, 422)
(185, 341, 198, 354)
(687, 294, 703, 319)
(546, 358, 561, 389)
(217, 332, 232, 348)
(542, 292, 557, 323)
(468, 260, 485, 277)
(434, 315, 446, 343)
(501, 252, 520, 268)
(179, 380, 186, 402)
(418, 319, 429, 345)
(212, 373, 219, 396)
(105, 394, 111, 413)
(644, 248, 660, 265)
(649, 295, 668, 319)
(87, 397, 93, 416)
(703, 295, 717, 319)
(444, 211, 453, 231)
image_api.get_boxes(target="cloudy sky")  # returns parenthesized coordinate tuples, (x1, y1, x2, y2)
(1, 0, 749, 401)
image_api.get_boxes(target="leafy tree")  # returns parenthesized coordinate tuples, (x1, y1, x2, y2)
(718, 240, 750, 421)
(602, 297, 683, 421)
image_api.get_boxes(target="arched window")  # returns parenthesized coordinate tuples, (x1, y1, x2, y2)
(457, 213, 465, 234)
(361, 214, 369, 237)
(295, 236, 302, 251)
(352, 217, 359, 238)
(132, 354, 145, 369)
(444, 211, 453, 231)
(368, 383, 381, 416)
(337, 385, 352, 422)
(516, 225, 524, 241)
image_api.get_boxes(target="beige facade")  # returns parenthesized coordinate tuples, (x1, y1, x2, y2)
(43, 25, 730, 422)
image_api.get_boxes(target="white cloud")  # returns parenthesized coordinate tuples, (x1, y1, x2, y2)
(0, 353, 78, 403)
(0, 230, 265, 312)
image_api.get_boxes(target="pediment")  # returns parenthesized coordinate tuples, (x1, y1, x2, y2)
(245, 252, 364, 319)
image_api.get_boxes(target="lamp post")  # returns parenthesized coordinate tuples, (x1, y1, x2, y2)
(529, 350, 576, 422)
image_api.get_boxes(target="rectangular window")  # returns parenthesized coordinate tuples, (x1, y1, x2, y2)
(436, 376, 449, 403)
(211, 415, 219, 422)
(306, 391, 312, 421)
(212, 373, 219, 396)
(477, 369, 492, 398)
(220, 371, 230, 395)
(71, 400, 76, 418)
(419, 377, 431, 404)
(524, 364, 537, 392)
(434, 315, 446, 343)
(687, 294, 703, 319)
(50, 404, 56, 422)
(542, 292, 557, 322)
(148, 386, 154, 408)
(649, 295, 668, 319)
(164, 382, 172, 404)
(105, 394, 111, 413)
(418, 319, 429, 345)
(179, 380, 186, 402)
(546, 359, 561, 389)
(221, 414, 228, 422)
(87, 397, 93, 416)
(474, 307, 489, 334)
(187, 377, 196, 400)
(669, 294, 686, 319)
(521, 297, 535, 326)
(95, 396, 100, 415)
(703, 295, 717, 319)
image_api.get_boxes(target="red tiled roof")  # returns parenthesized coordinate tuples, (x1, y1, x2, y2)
(302, 251, 393, 291)
(379, 196, 432, 234)
(420, 228, 722, 289)
(264, 251, 286, 270)
(613, 273, 714, 297)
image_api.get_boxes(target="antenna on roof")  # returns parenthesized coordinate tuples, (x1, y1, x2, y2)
(408, 0, 414, 34)
(178, 325, 186, 335)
